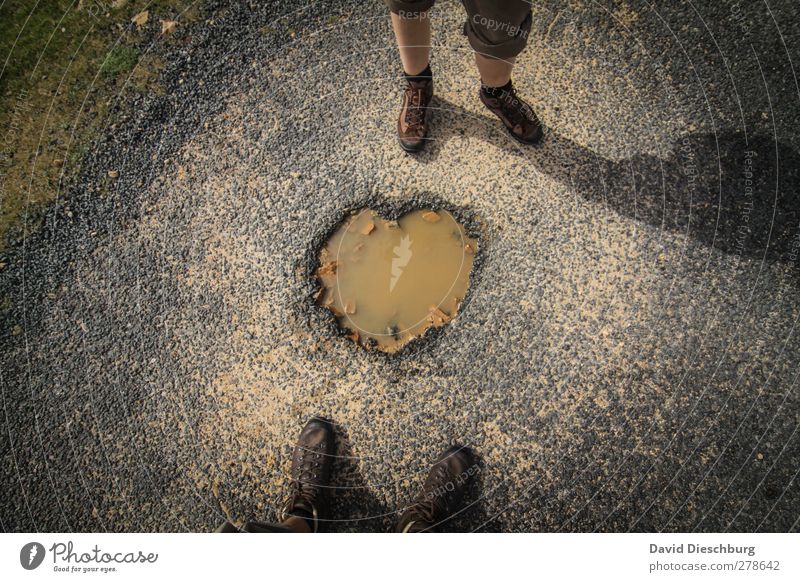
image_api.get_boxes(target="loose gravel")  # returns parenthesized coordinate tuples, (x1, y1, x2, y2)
(1, 0, 799, 532)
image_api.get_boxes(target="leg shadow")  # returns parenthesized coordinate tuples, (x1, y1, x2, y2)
(444, 450, 506, 533)
(327, 422, 393, 533)
(415, 98, 800, 269)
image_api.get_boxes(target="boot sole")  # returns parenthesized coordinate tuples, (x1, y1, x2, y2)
(398, 138, 427, 153)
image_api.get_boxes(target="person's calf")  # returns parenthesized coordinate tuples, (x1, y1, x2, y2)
(474, 53, 514, 88)
(389, 7, 432, 79)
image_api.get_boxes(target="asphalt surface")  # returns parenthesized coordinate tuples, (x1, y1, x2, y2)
(1, 0, 799, 532)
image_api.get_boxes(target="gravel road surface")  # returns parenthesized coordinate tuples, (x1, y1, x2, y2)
(1, 0, 799, 532)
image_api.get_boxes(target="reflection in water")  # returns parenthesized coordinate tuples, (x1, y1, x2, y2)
(316, 208, 478, 352)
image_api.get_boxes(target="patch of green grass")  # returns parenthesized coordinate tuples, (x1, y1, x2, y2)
(100, 45, 140, 76)
(0, 0, 82, 114)
(0, 0, 206, 251)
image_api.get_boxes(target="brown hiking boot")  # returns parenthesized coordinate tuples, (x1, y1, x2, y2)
(397, 77, 434, 153)
(479, 83, 543, 145)
(396, 445, 477, 532)
(280, 417, 336, 532)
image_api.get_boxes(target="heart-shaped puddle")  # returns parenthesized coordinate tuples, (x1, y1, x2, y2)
(315, 208, 478, 352)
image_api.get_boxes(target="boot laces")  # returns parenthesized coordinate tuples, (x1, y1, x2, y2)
(409, 464, 453, 523)
(404, 86, 426, 128)
(497, 88, 536, 127)
(290, 444, 324, 507)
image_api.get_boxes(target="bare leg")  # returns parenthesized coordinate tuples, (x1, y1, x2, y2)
(390, 11, 432, 75)
(475, 53, 515, 87)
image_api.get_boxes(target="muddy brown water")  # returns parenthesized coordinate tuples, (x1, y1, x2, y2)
(316, 208, 478, 352)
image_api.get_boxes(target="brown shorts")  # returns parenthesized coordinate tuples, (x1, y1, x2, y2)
(384, 0, 532, 60)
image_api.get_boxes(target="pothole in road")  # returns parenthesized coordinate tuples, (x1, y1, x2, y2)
(315, 208, 478, 353)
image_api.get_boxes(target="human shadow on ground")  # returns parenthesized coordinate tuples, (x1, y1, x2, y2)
(330, 430, 494, 532)
(417, 98, 800, 269)
(445, 450, 506, 533)
(327, 422, 394, 533)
